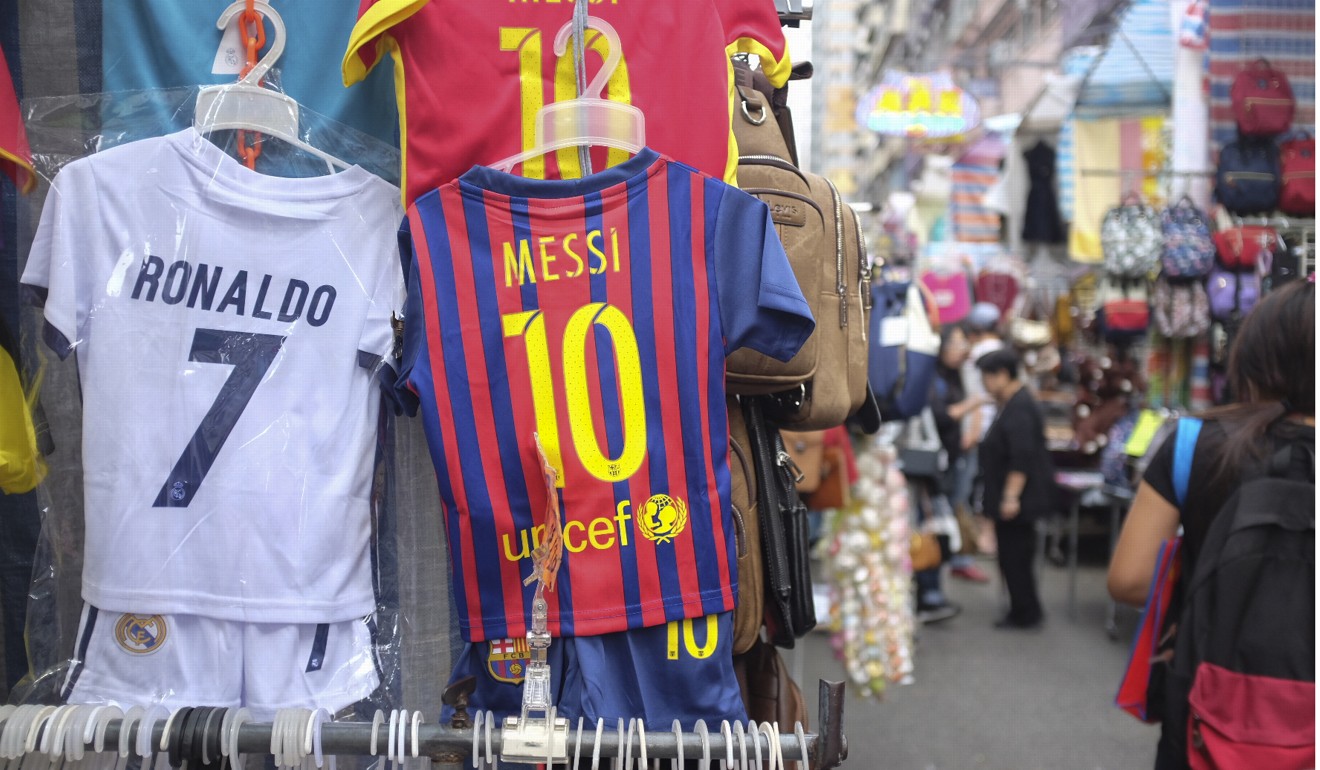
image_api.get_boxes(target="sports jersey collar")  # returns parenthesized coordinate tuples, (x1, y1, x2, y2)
(457, 148, 662, 200)
(168, 128, 384, 202)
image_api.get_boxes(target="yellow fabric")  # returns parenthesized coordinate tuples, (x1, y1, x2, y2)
(341, 0, 430, 86)
(0, 346, 44, 495)
(1068, 120, 1120, 263)
(726, 36, 792, 89)
(1069, 115, 1168, 263)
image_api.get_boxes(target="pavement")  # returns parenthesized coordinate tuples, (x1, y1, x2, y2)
(792, 559, 1159, 770)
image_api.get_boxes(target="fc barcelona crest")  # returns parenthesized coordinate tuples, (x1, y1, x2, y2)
(486, 638, 531, 684)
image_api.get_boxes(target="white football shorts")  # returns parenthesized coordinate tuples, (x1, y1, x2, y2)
(62, 605, 380, 719)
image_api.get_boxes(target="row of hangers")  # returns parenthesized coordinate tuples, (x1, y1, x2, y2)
(198, 1, 644, 177)
(0, 702, 845, 769)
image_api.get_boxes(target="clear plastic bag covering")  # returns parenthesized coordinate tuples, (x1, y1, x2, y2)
(11, 88, 460, 721)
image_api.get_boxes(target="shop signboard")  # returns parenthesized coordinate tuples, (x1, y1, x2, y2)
(856, 71, 981, 139)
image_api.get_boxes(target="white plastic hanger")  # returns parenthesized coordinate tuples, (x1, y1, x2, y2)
(193, 1, 350, 173)
(491, 16, 645, 174)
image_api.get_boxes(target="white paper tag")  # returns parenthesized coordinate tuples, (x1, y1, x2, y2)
(880, 316, 909, 348)
(211, 17, 245, 75)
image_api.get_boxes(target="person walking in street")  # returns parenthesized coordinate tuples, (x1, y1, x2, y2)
(977, 349, 1055, 630)
(913, 326, 991, 622)
(1107, 280, 1315, 769)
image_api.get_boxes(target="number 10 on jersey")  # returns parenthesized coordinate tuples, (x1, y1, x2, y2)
(499, 25, 633, 179)
(503, 303, 646, 487)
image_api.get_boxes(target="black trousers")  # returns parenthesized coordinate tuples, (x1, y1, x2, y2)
(995, 518, 1043, 624)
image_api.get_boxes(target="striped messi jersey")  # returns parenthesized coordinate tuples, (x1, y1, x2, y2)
(399, 149, 813, 641)
(343, 0, 790, 205)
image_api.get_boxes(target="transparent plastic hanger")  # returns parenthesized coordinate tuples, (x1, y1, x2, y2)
(491, 16, 645, 174)
(193, 1, 350, 173)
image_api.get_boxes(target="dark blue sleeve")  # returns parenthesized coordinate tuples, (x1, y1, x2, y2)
(709, 183, 815, 360)
(393, 217, 422, 417)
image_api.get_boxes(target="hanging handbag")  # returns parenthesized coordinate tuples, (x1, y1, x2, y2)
(910, 531, 943, 572)
(1230, 59, 1296, 137)
(1213, 226, 1277, 270)
(1159, 197, 1216, 279)
(743, 397, 816, 648)
(803, 444, 850, 511)
(727, 396, 765, 656)
(1208, 267, 1261, 323)
(781, 430, 825, 494)
(1216, 139, 1282, 215)
(1279, 134, 1315, 216)
(732, 636, 809, 731)
(897, 408, 948, 480)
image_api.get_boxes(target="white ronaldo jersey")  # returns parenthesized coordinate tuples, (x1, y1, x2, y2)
(22, 129, 405, 623)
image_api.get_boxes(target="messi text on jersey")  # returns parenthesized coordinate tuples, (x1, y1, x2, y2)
(503, 228, 621, 288)
(131, 255, 337, 327)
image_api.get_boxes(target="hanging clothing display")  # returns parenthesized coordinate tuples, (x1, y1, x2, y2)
(397, 149, 815, 641)
(21, 130, 406, 623)
(343, 1, 791, 204)
(100, 0, 400, 146)
(0, 43, 32, 193)
(1021, 141, 1066, 245)
(949, 135, 1006, 244)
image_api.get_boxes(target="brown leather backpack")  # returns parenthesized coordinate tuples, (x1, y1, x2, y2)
(725, 59, 871, 430)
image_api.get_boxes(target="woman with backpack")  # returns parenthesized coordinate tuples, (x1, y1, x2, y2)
(1108, 280, 1315, 769)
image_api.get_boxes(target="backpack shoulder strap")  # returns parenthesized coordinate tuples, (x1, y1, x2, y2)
(1173, 417, 1203, 507)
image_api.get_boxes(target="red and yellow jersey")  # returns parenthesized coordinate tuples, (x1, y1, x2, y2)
(343, 0, 790, 205)
(0, 43, 34, 193)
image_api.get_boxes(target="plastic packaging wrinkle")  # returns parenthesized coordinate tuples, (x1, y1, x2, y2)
(12, 89, 459, 725)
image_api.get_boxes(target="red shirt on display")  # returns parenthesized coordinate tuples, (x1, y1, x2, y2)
(342, 0, 790, 205)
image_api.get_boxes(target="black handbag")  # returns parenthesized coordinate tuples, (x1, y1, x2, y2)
(743, 397, 817, 647)
(897, 408, 948, 480)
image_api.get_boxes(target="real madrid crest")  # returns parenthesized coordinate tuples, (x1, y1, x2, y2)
(114, 614, 168, 655)
(638, 494, 688, 544)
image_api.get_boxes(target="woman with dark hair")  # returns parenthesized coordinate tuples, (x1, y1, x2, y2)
(977, 348, 1056, 630)
(1108, 280, 1315, 769)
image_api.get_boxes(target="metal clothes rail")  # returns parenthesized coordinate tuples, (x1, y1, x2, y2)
(0, 682, 848, 768)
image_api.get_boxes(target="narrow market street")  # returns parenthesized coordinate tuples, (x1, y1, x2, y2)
(798, 562, 1156, 770)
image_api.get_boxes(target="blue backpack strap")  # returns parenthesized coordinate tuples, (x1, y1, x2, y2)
(1172, 417, 1203, 507)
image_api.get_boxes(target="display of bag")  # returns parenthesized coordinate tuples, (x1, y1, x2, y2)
(728, 60, 871, 433)
(919, 267, 972, 325)
(1160, 197, 1216, 279)
(727, 396, 764, 656)
(1230, 59, 1296, 137)
(733, 636, 809, 732)
(803, 444, 851, 511)
(780, 430, 825, 494)
(1279, 134, 1315, 216)
(724, 62, 821, 396)
(743, 397, 816, 648)
(1098, 278, 1151, 342)
(1207, 266, 1261, 323)
(1216, 138, 1282, 215)
(1213, 225, 1277, 270)
(1153, 278, 1211, 339)
(909, 531, 943, 572)
(975, 269, 1021, 317)
(896, 408, 948, 480)
(765, 175, 871, 430)
(1101, 197, 1164, 279)
(869, 282, 941, 422)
